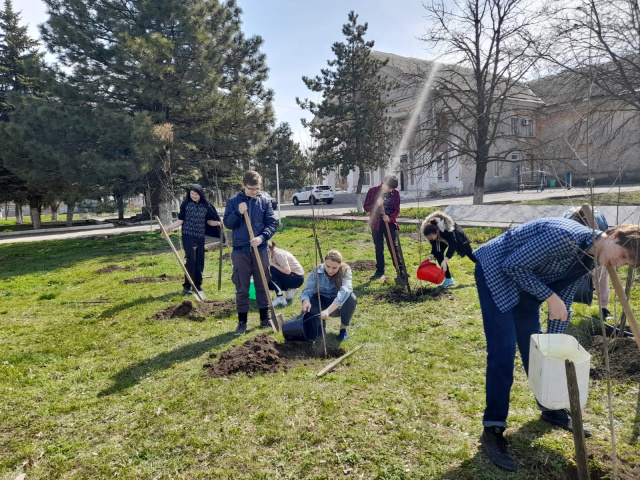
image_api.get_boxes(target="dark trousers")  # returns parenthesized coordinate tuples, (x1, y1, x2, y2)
(309, 293, 357, 327)
(231, 250, 270, 313)
(269, 267, 305, 295)
(182, 235, 205, 289)
(372, 224, 403, 274)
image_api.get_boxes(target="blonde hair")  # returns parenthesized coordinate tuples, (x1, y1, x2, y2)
(324, 249, 349, 289)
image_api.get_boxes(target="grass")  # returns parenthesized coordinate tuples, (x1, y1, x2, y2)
(1, 226, 640, 479)
(516, 190, 640, 206)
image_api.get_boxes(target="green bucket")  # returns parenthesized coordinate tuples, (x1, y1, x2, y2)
(249, 280, 256, 300)
(549, 179, 556, 187)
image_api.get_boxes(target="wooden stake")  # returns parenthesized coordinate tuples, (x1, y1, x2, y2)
(317, 345, 364, 377)
(242, 211, 278, 333)
(565, 360, 590, 480)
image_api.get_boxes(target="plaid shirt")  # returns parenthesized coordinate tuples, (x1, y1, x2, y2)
(363, 185, 400, 230)
(474, 217, 601, 333)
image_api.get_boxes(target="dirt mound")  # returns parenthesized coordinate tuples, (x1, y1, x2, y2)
(123, 273, 181, 284)
(154, 299, 236, 321)
(204, 334, 346, 378)
(94, 264, 136, 274)
(375, 286, 453, 303)
(590, 336, 640, 381)
(349, 259, 377, 271)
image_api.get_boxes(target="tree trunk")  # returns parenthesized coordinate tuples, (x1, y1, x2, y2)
(51, 203, 59, 221)
(15, 203, 24, 224)
(355, 166, 366, 213)
(29, 195, 43, 230)
(116, 196, 125, 220)
(66, 201, 75, 227)
(473, 160, 488, 205)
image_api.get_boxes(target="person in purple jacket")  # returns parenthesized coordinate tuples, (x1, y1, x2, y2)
(223, 171, 277, 335)
(474, 217, 640, 471)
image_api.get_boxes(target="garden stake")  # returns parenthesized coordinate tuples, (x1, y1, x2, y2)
(218, 227, 224, 291)
(242, 211, 278, 333)
(311, 199, 328, 357)
(155, 216, 204, 302)
(380, 203, 410, 292)
(565, 359, 590, 480)
(317, 344, 364, 377)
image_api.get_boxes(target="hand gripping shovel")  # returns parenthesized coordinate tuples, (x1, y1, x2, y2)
(380, 204, 410, 292)
(156, 216, 205, 302)
(243, 211, 282, 333)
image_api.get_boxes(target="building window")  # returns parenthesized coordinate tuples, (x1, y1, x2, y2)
(511, 153, 520, 162)
(437, 161, 443, 180)
(363, 171, 371, 186)
(510, 117, 534, 137)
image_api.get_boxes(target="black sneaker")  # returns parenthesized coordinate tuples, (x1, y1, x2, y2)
(182, 287, 191, 295)
(540, 409, 592, 438)
(234, 322, 247, 335)
(601, 307, 612, 319)
(480, 426, 518, 471)
(370, 271, 384, 280)
(259, 319, 271, 328)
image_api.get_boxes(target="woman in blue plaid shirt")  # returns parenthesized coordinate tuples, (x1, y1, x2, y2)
(474, 217, 640, 471)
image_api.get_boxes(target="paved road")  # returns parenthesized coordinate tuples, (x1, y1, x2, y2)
(2, 184, 639, 244)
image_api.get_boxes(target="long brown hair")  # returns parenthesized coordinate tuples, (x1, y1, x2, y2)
(324, 249, 350, 289)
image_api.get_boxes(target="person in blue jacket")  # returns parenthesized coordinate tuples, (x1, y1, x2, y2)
(474, 217, 640, 471)
(163, 184, 222, 294)
(223, 171, 277, 335)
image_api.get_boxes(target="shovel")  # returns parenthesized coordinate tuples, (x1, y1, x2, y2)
(380, 204, 410, 292)
(242, 211, 282, 333)
(155, 216, 205, 302)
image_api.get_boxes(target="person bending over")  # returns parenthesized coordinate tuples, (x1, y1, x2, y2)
(267, 240, 305, 306)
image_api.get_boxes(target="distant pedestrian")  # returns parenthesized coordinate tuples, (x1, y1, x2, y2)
(223, 171, 277, 335)
(267, 240, 305, 306)
(363, 174, 402, 280)
(421, 211, 476, 287)
(300, 250, 357, 341)
(163, 184, 222, 294)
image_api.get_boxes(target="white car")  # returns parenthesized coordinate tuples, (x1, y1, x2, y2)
(292, 185, 334, 205)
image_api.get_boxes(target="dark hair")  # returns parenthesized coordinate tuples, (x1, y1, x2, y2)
(384, 174, 398, 189)
(606, 224, 640, 267)
(422, 220, 439, 237)
(268, 240, 277, 250)
(243, 170, 262, 186)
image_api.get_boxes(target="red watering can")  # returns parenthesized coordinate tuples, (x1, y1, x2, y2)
(416, 259, 445, 284)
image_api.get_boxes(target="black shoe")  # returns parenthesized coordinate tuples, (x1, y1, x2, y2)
(601, 307, 612, 319)
(234, 322, 247, 335)
(540, 409, 592, 438)
(182, 287, 191, 295)
(370, 271, 384, 280)
(480, 426, 518, 471)
(259, 319, 271, 328)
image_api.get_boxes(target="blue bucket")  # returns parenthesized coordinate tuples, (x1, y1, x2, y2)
(282, 312, 319, 342)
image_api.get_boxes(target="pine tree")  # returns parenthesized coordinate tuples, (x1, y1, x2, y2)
(256, 122, 309, 193)
(297, 11, 396, 210)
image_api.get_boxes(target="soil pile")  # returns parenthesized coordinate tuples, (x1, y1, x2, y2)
(204, 334, 346, 378)
(375, 287, 453, 303)
(349, 260, 377, 271)
(123, 273, 181, 284)
(590, 336, 640, 381)
(155, 299, 236, 321)
(94, 265, 136, 274)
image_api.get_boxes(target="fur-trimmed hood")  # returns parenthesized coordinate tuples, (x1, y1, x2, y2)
(421, 211, 455, 234)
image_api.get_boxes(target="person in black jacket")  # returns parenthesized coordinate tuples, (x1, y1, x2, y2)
(421, 211, 476, 287)
(163, 184, 223, 294)
(223, 171, 278, 335)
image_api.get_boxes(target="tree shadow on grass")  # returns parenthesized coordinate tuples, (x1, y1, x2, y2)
(98, 331, 235, 397)
(98, 292, 177, 319)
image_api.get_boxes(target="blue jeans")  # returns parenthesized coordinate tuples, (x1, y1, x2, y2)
(475, 265, 543, 427)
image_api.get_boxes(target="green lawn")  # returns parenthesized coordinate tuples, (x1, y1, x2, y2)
(1, 221, 639, 479)
(515, 190, 640, 206)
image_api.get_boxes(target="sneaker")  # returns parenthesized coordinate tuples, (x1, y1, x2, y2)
(234, 322, 247, 335)
(440, 277, 455, 288)
(337, 329, 350, 341)
(540, 409, 592, 438)
(601, 307, 612, 319)
(370, 271, 384, 280)
(480, 426, 518, 472)
(259, 319, 271, 329)
(182, 287, 191, 295)
(284, 288, 299, 301)
(272, 295, 287, 307)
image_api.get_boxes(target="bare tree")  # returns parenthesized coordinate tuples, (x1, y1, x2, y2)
(417, 0, 544, 204)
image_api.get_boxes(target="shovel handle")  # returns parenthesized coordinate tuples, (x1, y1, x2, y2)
(380, 204, 400, 273)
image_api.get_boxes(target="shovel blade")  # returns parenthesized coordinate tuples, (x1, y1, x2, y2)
(193, 290, 206, 302)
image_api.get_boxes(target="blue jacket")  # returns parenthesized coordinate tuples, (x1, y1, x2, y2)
(300, 263, 353, 307)
(223, 191, 277, 251)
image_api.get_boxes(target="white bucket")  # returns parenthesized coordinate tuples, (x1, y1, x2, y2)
(528, 334, 591, 409)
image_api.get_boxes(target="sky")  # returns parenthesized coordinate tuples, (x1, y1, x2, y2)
(20, 0, 433, 146)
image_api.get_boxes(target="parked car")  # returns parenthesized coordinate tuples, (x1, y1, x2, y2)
(260, 191, 278, 210)
(292, 185, 334, 205)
